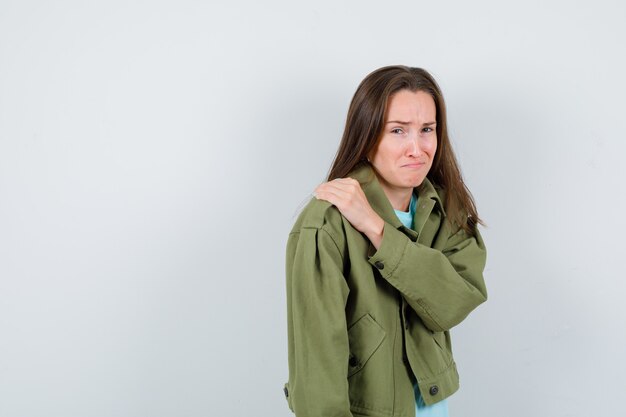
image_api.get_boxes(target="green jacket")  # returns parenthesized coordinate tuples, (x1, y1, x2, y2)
(283, 161, 488, 417)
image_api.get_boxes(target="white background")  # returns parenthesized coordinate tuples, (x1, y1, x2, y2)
(1, 1, 624, 416)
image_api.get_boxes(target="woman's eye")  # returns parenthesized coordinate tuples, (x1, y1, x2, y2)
(422, 127, 434, 133)
(391, 128, 404, 134)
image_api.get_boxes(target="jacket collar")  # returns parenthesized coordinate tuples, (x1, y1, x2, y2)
(347, 161, 446, 236)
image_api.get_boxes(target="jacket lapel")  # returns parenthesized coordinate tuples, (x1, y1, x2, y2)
(347, 161, 446, 242)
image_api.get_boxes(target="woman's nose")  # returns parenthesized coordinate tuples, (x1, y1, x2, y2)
(407, 135, 421, 155)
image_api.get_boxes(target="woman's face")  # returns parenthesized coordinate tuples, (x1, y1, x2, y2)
(367, 89, 437, 193)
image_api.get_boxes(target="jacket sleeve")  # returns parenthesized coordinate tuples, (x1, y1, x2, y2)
(285, 226, 353, 417)
(367, 220, 488, 332)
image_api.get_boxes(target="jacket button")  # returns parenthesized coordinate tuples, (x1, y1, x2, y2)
(429, 385, 439, 396)
(374, 261, 384, 270)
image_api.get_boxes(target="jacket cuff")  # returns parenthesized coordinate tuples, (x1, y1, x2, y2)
(367, 221, 409, 277)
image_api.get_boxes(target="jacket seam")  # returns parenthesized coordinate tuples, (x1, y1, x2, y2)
(290, 227, 346, 264)
(416, 299, 446, 332)
(392, 294, 398, 414)
(416, 358, 456, 383)
(319, 226, 346, 264)
(350, 401, 400, 416)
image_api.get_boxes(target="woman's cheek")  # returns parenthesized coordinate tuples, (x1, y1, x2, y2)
(428, 136, 438, 153)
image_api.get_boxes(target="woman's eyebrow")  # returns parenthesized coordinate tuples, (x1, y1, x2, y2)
(386, 120, 437, 126)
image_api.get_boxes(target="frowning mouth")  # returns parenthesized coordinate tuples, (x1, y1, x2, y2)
(402, 163, 425, 168)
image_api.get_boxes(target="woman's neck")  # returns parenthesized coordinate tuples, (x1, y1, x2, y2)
(379, 182, 413, 212)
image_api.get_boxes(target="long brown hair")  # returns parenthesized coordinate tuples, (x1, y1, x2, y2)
(326, 65, 485, 235)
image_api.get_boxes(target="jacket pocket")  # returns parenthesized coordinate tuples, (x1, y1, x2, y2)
(431, 330, 452, 362)
(347, 313, 386, 378)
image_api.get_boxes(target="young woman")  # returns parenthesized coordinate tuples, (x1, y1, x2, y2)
(283, 65, 488, 417)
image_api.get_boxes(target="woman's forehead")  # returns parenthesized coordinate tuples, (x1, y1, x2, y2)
(386, 90, 436, 122)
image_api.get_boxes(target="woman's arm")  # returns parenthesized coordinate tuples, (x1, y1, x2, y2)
(313, 177, 487, 333)
(285, 226, 354, 417)
(366, 220, 488, 332)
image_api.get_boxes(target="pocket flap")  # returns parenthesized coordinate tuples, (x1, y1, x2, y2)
(347, 313, 386, 377)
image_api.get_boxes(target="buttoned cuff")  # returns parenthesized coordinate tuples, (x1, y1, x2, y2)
(367, 221, 410, 278)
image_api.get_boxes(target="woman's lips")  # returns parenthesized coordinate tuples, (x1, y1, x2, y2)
(403, 163, 424, 168)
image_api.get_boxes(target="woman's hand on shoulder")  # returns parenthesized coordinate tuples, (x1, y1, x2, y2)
(313, 178, 384, 242)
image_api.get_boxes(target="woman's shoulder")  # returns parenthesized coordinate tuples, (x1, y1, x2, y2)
(289, 195, 346, 243)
